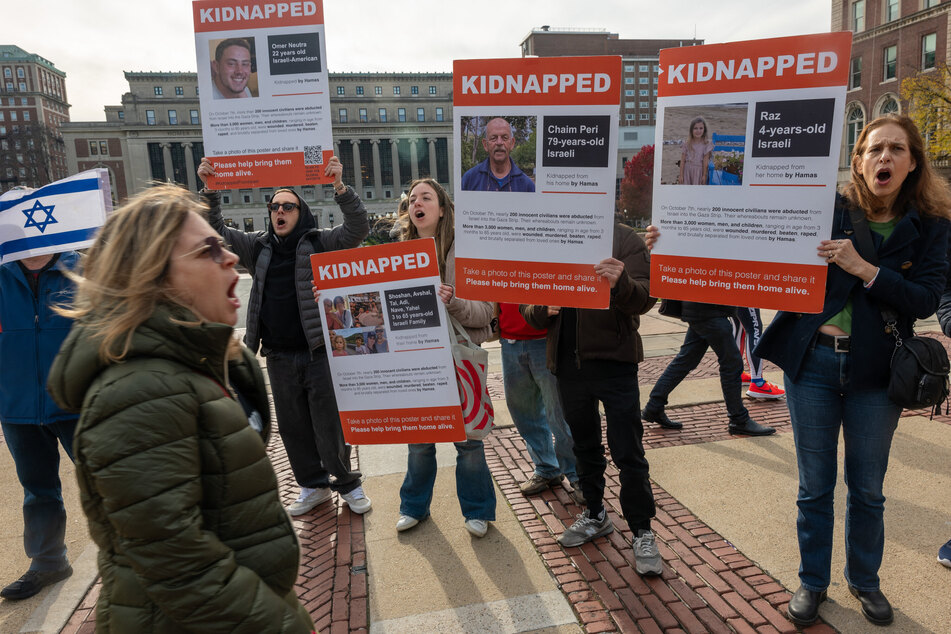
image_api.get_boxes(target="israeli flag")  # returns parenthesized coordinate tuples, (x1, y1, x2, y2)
(0, 169, 112, 264)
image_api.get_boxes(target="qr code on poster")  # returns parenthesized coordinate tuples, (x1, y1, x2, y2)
(304, 145, 323, 165)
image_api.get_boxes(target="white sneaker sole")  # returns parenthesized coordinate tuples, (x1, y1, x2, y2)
(745, 390, 785, 399)
(939, 555, 951, 568)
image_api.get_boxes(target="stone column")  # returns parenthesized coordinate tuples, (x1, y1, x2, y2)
(183, 142, 196, 191)
(371, 138, 383, 196)
(391, 139, 402, 192)
(409, 139, 419, 181)
(351, 140, 362, 191)
(160, 143, 173, 183)
(427, 137, 437, 181)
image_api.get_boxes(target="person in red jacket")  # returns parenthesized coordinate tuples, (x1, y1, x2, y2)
(499, 303, 581, 502)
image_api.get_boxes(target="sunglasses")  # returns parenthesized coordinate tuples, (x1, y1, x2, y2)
(267, 201, 299, 213)
(178, 236, 229, 264)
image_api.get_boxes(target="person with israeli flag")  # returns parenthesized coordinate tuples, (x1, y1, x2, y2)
(0, 170, 109, 600)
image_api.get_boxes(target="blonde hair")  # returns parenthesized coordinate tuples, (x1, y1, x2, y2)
(844, 114, 951, 219)
(398, 178, 455, 276)
(59, 184, 206, 362)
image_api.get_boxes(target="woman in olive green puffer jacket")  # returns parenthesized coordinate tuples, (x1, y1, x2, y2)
(47, 185, 315, 633)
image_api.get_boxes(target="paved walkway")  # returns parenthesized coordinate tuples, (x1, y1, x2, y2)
(3, 307, 950, 633)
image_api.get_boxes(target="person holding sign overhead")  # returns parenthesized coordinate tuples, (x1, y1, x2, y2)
(757, 115, 951, 627)
(198, 156, 373, 518)
(393, 178, 496, 538)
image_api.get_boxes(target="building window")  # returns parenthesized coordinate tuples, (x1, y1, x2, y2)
(883, 45, 897, 80)
(356, 86, 364, 95)
(89, 141, 99, 155)
(624, 77, 634, 85)
(417, 107, 425, 122)
(435, 107, 444, 122)
(640, 113, 649, 120)
(16, 68, 24, 78)
(925, 0, 939, 7)
(847, 105, 864, 156)
(884, 0, 899, 21)
(168, 110, 177, 125)
(624, 101, 635, 108)
(374, 86, 382, 95)
(22, 111, 29, 121)
(852, 0, 865, 31)
(639, 77, 648, 84)
(411, 85, 419, 95)
(154, 86, 163, 96)
(639, 101, 649, 108)
(89, 140, 109, 156)
(190, 109, 199, 124)
(922, 33, 937, 69)
(359, 107, 368, 122)
(118, 111, 124, 120)
(2, 68, 9, 77)
(639, 89, 649, 96)
(146, 110, 156, 125)
(879, 95, 900, 115)
(850, 57, 862, 89)
(338, 108, 348, 123)
(18, 82, 25, 91)
(624, 64, 634, 72)
(5, 82, 12, 92)
(639, 65, 648, 72)
(379, 107, 387, 122)
(393, 86, 400, 95)
(429, 85, 437, 95)
(0, 111, 3, 121)
(625, 89, 634, 96)
(337, 86, 345, 95)
(175, 86, 184, 96)
(398, 107, 406, 122)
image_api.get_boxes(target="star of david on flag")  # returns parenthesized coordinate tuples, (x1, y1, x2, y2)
(0, 169, 112, 264)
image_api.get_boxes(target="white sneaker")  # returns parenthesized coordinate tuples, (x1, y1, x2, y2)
(396, 515, 419, 532)
(633, 529, 663, 576)
(340, 485, 372, 514)
(286, 487, 331, 516)
(464, 519, 488, 537)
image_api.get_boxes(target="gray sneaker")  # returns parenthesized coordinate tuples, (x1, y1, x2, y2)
(558, 509, 614, 547)
(520, 473, 562, 495)
(633, 529, 663, 576)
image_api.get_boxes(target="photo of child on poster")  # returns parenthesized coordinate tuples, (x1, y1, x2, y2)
(661, 103, 749, 186)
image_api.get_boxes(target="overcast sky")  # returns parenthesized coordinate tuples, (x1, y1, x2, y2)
(9, 0, 831, 121)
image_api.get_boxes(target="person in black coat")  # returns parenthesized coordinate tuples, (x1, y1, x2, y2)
(757, 115, 951, 627)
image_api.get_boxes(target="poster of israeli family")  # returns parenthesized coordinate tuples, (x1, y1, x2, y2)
(452, 56, 621, 309)
(193, 0, 334, 188)
(311, 239, 467, 445)
(650, 32, 852, 312)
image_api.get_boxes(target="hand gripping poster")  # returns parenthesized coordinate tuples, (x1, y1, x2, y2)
(453, 56, 621, 309)
(311, 239, 468, 444)
(193, 0, 334, 188)
(650, 32, 852, 312)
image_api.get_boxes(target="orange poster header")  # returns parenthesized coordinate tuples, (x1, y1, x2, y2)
(311, 238, 440, 290)
(658, 32, 852, 97)
(193, 0, 323, 32)
(453, 56, 622, 107)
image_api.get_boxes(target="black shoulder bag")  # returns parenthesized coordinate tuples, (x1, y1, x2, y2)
(848, 207, 949, 415)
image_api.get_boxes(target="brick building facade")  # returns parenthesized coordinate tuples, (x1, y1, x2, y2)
(0, 45, 70, 191)
(834, 0, 951, 179)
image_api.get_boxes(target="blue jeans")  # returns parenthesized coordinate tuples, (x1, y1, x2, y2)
(399, 440, 496, 521)
(646, 316, 750, 424)
(265, 349, 361, 494)
(501, 338, 576, 482)
(2, 420, 77, 572)
(785, 341, 901, 592)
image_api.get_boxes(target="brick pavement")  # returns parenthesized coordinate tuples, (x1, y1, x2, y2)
(60, 341, 951, 633)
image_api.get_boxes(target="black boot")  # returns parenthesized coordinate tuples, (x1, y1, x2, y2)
(641, 407, 683, 430)
(786, 586, 826, 625)
(728, 418, 775, 436)
(849, 586, 893, 626)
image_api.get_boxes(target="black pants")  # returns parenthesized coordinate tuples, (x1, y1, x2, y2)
(556, 363, 655, 531)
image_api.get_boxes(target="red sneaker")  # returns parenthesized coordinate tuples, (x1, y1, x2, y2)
(741, 372, 752, 385)
(746, 380, 785, 399)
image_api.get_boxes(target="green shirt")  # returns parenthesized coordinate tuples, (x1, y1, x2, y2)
(823, 217, 899, 334)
